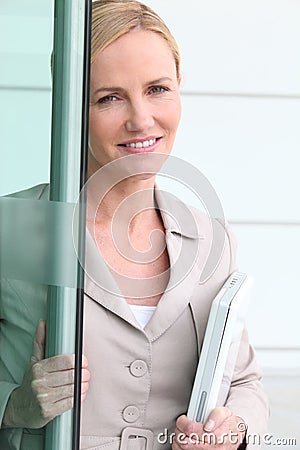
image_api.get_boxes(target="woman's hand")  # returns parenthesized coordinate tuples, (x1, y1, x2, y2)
(2, 320, 90, 429)
(172, 407, 247, 450)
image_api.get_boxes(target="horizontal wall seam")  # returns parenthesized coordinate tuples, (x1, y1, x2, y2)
(1, 86, 300, 100)
(229, 221, 300, 226)
(254, 347, 300, 351)
(181, 91, 300, 100)
(0, 85, 51, 92)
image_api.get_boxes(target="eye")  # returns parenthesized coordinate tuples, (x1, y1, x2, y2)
(148, 85, 170, 95)
(98, 94, 118, 104)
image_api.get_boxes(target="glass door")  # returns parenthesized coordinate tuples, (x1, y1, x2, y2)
(0, 1, 91, 449)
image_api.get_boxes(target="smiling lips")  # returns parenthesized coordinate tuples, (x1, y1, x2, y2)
(119, 137, 161, 153)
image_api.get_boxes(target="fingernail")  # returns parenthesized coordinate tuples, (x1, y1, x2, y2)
(204, 419, 215, 431)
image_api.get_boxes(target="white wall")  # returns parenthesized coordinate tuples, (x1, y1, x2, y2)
(146, 0, 300, 376)
(1, 0, 299, 372)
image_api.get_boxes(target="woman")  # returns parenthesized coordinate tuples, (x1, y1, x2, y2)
(0, 1, 269, 449)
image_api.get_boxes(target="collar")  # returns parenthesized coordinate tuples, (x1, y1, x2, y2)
(154, 186, 205, 239)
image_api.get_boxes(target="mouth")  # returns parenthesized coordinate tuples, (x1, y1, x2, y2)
(118, 137, 162, 153)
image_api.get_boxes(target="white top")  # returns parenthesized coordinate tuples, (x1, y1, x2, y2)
(128, 304, 156, 329)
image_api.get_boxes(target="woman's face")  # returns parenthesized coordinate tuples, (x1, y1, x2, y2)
(89, 29, 181, 174)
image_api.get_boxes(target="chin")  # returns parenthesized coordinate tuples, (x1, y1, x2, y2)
(119, 151, 170, 180)
(129, 172, 157, 182)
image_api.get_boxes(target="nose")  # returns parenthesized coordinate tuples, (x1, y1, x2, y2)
(125, 99, 155, 132)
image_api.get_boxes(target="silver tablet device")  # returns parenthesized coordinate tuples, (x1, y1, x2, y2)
(187, 271, 252, 423)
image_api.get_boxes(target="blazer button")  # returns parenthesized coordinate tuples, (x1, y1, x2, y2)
(129, 360, 148, 377)
(122, 405, 140, 423)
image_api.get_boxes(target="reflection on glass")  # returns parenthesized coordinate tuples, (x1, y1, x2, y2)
(0, 1, 53, 449)
(0, 0, 89, 449)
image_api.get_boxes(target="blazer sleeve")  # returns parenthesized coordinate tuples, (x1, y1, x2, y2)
(0, 184, 49, 448)
(0, 381, 19, 429)
(0, 184, 49, 421)
(223, 222, 270, 449)
(0, 279, 24, 449)
(225, 329, 269, 449)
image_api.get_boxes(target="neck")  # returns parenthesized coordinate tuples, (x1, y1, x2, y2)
(86, 174, 159, 233)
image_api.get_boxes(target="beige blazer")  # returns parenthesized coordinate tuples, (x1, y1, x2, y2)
(0, 184, 269, 450)
(80, 189, 269, 450)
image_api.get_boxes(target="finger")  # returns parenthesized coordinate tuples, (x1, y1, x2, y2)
(44, 369, 75, 387)
(34, 369, 89, 390)
(82, 355, 89, 368)
(33, 380, 89, 407)
(173, 428, 188, 446)
(173, 432, 202, 450)
(32, 320, 46, 362)
(31, 356, 74, 384)
(173, 427, 188, 444)
(176, 415, 189, 434)
(203, 406, 233, 432)
(174, 427, 181, 436)
(176, 415, 203, 437)
(36, 383, 75, 404)
(42, 396, 74, 420)
(44, 367, 89, 387)
(81, 368, 90, 382)
(40, 354, 75, 372)
(81, 381, 89, 394)
(172, 439, 182, 450)
(41, 354, 88, 372)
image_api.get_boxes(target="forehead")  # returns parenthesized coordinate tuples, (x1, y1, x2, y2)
(91, 29, 177, 85)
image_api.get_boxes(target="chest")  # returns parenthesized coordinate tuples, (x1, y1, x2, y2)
(81, 295, 199, 437)
(94, 228, 170, 306)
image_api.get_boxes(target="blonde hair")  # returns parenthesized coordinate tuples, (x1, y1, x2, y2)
(91, 0, 181, 79)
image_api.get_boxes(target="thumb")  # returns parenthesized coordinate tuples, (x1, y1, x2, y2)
(32, 320, 46, 362)
(203, 407, 232, 432)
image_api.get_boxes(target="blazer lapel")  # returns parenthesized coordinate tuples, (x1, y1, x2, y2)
(84, 189, 207, 337)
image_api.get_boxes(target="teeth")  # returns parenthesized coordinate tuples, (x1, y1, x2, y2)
(125, 138, 156, 148)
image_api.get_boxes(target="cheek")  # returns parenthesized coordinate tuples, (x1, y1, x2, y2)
(162, 98, 181, 132)
(89, 113, 99, 141)
(89, 111, 105, 132)
(175, 96, 182, 123)
(89, 108, 124, 139)
(167, 108, 181, 137)
(88, 112, 112, 148)
(173, 104, 182, 129)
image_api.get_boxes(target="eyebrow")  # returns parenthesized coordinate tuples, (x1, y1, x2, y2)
(93, 77, 174, 95)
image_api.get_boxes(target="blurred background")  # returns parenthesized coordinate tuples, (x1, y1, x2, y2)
(0, 0, 299, 448)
